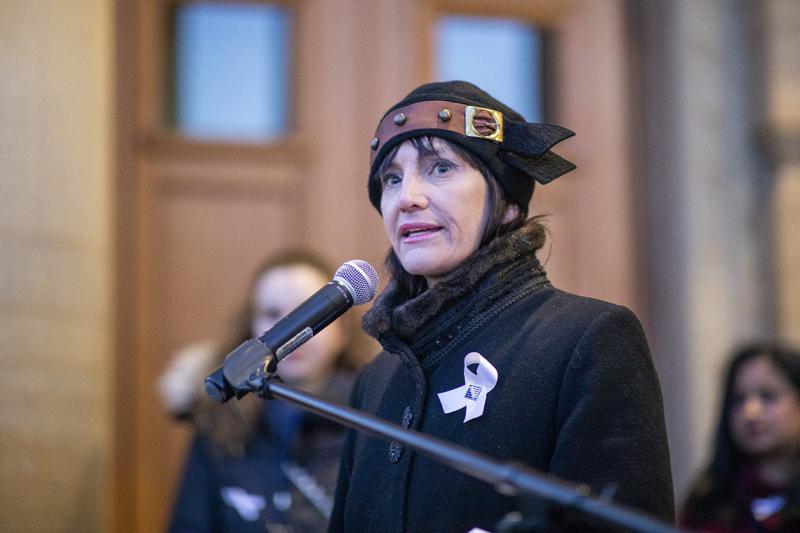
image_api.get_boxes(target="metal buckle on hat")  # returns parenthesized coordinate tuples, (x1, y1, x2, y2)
(465, 106, 503, 142)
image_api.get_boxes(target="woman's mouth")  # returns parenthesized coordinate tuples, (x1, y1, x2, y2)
(399, 223, 442, 242)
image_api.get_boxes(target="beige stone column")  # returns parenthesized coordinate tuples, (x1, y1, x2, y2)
(765, 0, 800, 345)
(636, 0, 779, 500)
(0, 1, 113, 532)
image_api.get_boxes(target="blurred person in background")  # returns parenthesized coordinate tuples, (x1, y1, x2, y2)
(681, 343, 800, 532)
(159, 250, 357, 533)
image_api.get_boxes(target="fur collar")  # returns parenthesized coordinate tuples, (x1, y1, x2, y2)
(363, 219, 547, 342)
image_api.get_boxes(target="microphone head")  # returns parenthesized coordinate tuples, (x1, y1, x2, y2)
(334, 260, 379, 305)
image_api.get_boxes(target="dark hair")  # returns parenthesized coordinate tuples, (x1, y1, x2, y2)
(192, 249, 354, 456)
(375, 136, 532, 297)
(681, 342, 800, 527)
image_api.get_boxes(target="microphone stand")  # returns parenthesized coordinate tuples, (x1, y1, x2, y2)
(246, 371, 680, 533)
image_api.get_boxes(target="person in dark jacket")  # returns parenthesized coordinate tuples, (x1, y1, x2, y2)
(329, 81, 674, 532)
(681, 343, 800, 532)
(161, 251, 357, 533)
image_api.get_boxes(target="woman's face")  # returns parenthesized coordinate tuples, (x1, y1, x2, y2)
(729, 355, 800, 460)
(250, 264, 345, 390)
(379, 138, 489, 286)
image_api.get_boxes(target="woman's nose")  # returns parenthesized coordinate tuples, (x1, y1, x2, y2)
(398, 173, 428, 210)
(742, 395, 763, 419)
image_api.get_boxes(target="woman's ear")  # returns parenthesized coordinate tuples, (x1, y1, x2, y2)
(501, 204, 520, 224)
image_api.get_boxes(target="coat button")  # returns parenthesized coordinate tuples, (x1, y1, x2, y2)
(401, 406, 413, 428)
(388, 440, 402, 463)
(388, 406, 413, 463)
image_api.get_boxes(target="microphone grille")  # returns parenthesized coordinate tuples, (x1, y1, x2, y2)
(334, 260, 380, 305)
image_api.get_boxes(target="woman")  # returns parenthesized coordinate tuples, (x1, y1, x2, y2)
(329, 81, 674, 532)
(161, 251, 355, 533)
(681, 344, 800, 532)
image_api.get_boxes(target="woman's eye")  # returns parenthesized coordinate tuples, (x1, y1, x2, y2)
(255, 309, 281, 322)
(432, 161, 454, 175)
(760, 390, 778, 403)
(731, 393, 746, 407)
(381, 173, 401, 188)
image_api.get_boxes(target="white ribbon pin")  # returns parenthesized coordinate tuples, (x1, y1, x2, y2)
(437, 352, 498, 422)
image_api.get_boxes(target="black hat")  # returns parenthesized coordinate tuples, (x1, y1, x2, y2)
(368, 80, 575, 211)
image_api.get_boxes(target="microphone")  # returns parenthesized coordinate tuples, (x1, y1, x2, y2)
(204, 260, 379, 403)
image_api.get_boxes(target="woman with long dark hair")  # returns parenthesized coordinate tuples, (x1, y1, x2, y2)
(681, 343, 800, 532)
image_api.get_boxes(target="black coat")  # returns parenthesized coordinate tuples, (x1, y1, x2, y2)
(330, 221, 674, 532)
